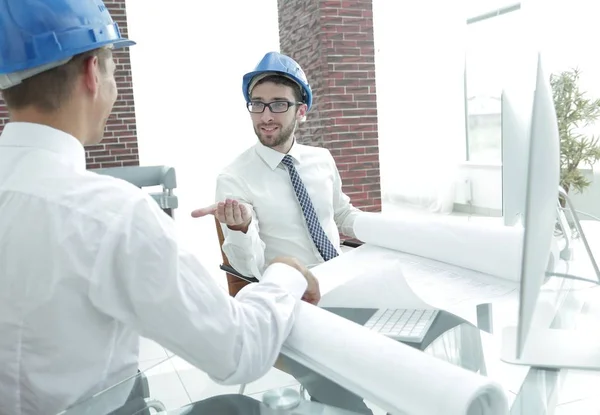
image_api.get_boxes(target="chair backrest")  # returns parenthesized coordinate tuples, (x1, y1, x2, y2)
(91, 165, 178, 217)
(215, 217, 251, 297)
(92, 165, 177, 190)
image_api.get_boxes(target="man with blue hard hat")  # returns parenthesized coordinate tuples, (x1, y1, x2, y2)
(192, 52, 373, 413)
(193, 51, 363, 282)
(0, 1, 320, 414)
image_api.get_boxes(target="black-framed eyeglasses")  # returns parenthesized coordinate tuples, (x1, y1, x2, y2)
(246, 100, 304, 114)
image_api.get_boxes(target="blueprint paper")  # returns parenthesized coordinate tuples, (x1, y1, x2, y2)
(282, 303, 509, 415)
(314, 243, 429, 308)
(354, 212, 524, 283)
(314, 244, 518, 326)
(390, 247, 519, 307)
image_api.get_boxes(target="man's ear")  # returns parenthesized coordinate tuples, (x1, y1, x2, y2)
(296, 103, 308, 122)
(82, 56, 100, 98)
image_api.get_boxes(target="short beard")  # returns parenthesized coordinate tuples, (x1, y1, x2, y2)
(255, 120, 296, 149)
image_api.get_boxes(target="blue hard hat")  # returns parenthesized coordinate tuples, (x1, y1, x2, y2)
(0, 0, 135, 87)
(242, 52, 313, 111)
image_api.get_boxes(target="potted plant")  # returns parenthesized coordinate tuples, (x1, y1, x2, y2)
(551, 68, 600, 205)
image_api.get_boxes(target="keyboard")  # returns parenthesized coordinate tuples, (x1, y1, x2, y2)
(364, 308, 439, 343)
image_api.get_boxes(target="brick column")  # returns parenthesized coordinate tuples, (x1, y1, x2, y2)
(277, 0, 381, 212)
(86, 0, 139, 168)
(0, 0, 139, 169)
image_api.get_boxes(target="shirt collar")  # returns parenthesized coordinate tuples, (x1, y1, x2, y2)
(0, 122, 86, 170)
(255, 138, 303, 170)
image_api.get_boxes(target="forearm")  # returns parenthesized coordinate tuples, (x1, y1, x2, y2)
(88, 195, 309, 386)
(330, 153, 363, 239)
(222, 216, 266, 279)
(144, 258, 306, 386)
(335, 208, 361, 239)
(215, 174, 266, 278)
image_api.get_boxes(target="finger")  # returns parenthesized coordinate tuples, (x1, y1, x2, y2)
(224, 199, 235, 224)
(239, 203, 251, 222)
(302, 293, 319, 306)
(305, 289, 319, 303)
(313, 291, 321, 304)
(215, 202, 227, 223)
(190, 203, 218, 218)
(232, 200, 243, 224)
(309, 278, 320, 304)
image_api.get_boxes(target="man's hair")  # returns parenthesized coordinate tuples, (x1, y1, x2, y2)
(252, 74, 304, 104)
(1, 48, 112, 113)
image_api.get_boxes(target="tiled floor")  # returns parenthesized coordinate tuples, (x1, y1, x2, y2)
(555, 398, 600, 415)
(138, 336, 390, 414)
(138, 336, 299, 410)
(553, 370, 600, 414)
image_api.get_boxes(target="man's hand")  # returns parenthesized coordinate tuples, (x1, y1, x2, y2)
(191, 199, 252, 233)
(270, 256, 321, 306)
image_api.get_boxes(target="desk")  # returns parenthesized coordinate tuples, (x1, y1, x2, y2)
(56, 288, 600, 415)
(302, 220, 600, 414)
(57, 224, 600, 415)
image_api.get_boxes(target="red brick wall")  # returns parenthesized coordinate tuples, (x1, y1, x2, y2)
(0, 0, 139, 170)
(278, 0, 382, 212)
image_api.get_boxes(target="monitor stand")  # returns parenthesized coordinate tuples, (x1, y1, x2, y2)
(501, 188, 600, 370)
(501, 326, 600, 370)
(558, 186, 600, 283)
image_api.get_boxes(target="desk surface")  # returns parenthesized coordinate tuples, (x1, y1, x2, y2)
(58, 290, 600, 415)
(58, 225, 600, 415)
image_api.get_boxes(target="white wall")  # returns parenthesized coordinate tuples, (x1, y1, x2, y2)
(124, 0, 280, 282)
(373, 0, 466, 214)
(457, 163, 502, 209)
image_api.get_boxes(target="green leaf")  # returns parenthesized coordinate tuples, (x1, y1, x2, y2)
(552, 68, 600, 196)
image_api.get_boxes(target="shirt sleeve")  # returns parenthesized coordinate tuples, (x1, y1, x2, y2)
(215, 172, 267, 279)
(329, 152, 362, 238)
(88, 193, 307, 386)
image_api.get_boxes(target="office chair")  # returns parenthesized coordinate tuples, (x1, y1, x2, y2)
(214, 217, 259, 296)
(58, 370, 166, 415)
(91, 165, 178, 218)
(108, 372, 166, 415)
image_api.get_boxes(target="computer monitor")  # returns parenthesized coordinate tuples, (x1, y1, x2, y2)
(502, 60, 597, 264)
(515, 52, 560, 355)
(501, 53, 600, 370)
(501, 86, 532, 227)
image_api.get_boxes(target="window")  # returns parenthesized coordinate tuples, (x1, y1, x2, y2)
(465, 3, 522, 163)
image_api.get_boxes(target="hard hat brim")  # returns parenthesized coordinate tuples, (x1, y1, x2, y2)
(243, 69, 312, 110)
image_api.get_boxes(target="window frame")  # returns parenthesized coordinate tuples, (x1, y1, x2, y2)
(464, 2, 521, 162)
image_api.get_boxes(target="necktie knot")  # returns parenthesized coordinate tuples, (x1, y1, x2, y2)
(281, 154, 294, 168)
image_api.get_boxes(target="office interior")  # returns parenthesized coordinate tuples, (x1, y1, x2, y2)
(7, 0, 600, 414)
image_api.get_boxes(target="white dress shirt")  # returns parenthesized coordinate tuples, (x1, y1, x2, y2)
(217, 140, 362, 279)
(0, 122, 308, 415)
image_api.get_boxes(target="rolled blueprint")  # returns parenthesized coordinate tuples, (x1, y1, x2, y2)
(353, 212, 524, 282)
(282, 303, 509, 415)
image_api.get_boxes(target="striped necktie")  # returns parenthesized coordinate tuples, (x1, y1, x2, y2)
(281, 154, 339, 261)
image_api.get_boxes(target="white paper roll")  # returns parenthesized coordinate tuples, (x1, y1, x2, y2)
(282, 303, 509, 415)
(353, 212, 523, 282)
